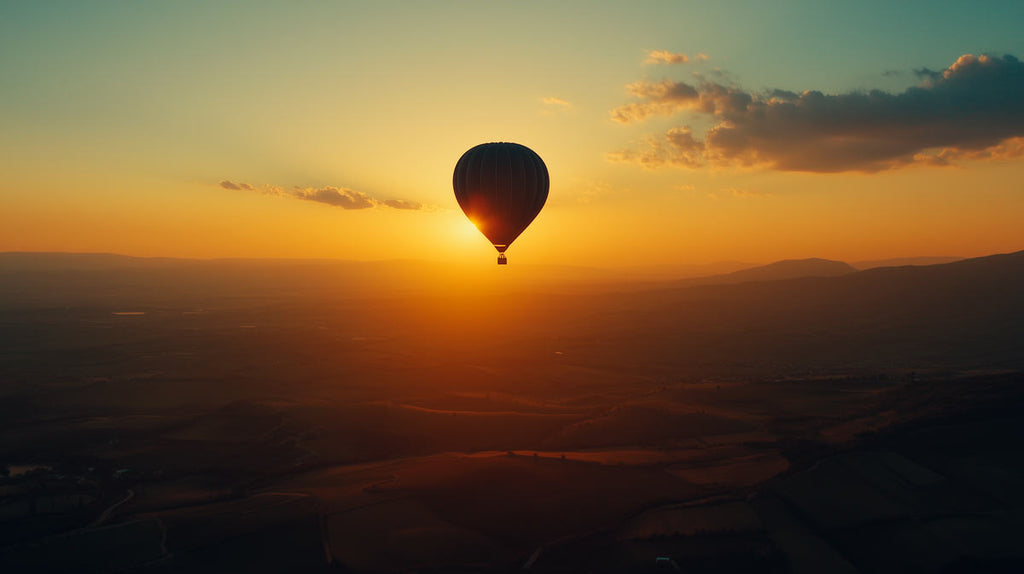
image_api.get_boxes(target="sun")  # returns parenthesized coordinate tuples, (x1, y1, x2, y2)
(456, 216, 483, 241)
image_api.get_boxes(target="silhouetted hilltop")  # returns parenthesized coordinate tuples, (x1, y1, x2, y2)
(0, 252, 844, 307)
(607, 249, 1024, 374)
(851, 256, 961, 270)
(0, 251, 180, 271)
(2, 250, 1021, 377)
(616, 260, 756, 281)
(677, 257, 857, 287)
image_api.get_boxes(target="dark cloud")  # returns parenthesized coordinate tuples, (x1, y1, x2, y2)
(219, 180, 255, 191)
(218, 181, 423, 210)
(913, 67, 943, 80)
(767, 89, 800, 102)
(611, 53, 1024, 172)
(611, 80, 701, 122)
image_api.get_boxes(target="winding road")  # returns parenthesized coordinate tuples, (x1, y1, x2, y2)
(89, 488, 134, 528)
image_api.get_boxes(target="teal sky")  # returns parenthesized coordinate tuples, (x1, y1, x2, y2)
(2, 1, 1023, 264)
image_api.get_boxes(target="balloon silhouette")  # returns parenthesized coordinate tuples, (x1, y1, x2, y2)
(453, 142, 549, 265)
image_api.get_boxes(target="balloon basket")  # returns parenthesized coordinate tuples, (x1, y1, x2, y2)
(497, 254, 507, 265)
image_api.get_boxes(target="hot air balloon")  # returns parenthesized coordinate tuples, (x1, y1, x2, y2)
(453, 142, 549, 265)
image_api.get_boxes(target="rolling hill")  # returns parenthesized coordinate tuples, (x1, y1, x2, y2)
(675, 257, 857, 287)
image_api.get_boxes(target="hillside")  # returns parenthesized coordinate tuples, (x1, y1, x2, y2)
(2, 250, 1024, 573)
(590, 250, 1024, 375)
(851, 256, 961, 270)
(677, 258, 857, 287)
(1, 250, 1021, 378)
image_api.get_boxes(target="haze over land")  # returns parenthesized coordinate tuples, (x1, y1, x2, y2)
(2, 251, 1024, 572)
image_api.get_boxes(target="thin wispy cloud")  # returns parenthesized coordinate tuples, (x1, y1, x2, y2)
(720, 186, 771, 198)
(540, 96, 573, 116)
(611, 80, 701, 123)
(381, 198, 422, 210)
(672, 183, 768, 200)
(611, 53, 1024, 172)
(218, 181, 422, 210)
(218, 180, 253, 191)
(541, 96, 571, 106)
(294, 186, 376, 210)
(913, 67, 943, 80)
(645, 50, 708, 65)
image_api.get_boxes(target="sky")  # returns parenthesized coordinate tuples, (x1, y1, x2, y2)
(2, 1, 1023, 267)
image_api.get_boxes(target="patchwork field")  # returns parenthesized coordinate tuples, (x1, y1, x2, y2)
(3, 254, 1024, 572)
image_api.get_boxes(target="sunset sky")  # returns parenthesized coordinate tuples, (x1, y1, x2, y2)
(2, 1, 1023, 267)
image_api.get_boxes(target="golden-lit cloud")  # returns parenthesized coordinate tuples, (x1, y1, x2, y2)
(540, 96, 572, 116)
(914, 137, 1024, 165)
(610, 80, 701, 122)
(720, 187, 771, 198)
(644, 50, 708, 65)
(294, 186, 375, 209)
(218, 181, 422, 210)
(610, 79, 754, 123)
(541, 96, 571, 106)
(607, 127, 704, 168)
(381, 198, 423, 210)
(611, 53, 1024, 173)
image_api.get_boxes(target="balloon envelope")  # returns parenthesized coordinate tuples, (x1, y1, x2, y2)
(453, 142, 549, 258)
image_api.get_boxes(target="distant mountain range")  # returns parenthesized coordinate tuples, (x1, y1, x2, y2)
(675, 258, 857, 287)
(851, 256, 962, 270)
(0, 251, 968, 287)
(599, 249, 1024, 375)
(0, 249, 1021, 375)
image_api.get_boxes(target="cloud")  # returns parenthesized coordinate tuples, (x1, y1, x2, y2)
(381, 198, 422, 210)
(611, 53, 1024, 172)
(540, 96, 573, 116)
(915, 136, 1024, 165)
(645, 50, 708, 65)
(218, 181, 423, 210)
(607, 126, 704, 168)
(611, 80, 701, 122)
(541, 96, 570, 106)
(671, 183, 768, 200)
(913, 67, 943, 81)
(295, 186, 375, 209)
(720, 186, 771, 198)
(611, 79, 755, 123)
(219, 180, 255, 190)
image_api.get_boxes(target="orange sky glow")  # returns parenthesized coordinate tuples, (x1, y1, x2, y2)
(2, 3, 1022, 269)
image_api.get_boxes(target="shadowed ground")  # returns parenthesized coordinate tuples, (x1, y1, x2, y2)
(1, 252, 1023, 572)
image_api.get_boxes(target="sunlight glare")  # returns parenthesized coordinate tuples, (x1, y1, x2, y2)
(456, 216, 483, 243)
